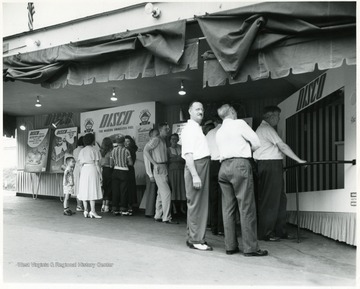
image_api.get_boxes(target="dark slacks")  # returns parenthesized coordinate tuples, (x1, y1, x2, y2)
(112, 169, 129, 211)
(218, 158, 259, 253)
(127, 166, 137, 206)
(209, 160, 224, 233)
(102, 167, 113, 201)
(144, 174, 157, 216)
(257, 160, 287, 239)
(185, 157, 210, 244)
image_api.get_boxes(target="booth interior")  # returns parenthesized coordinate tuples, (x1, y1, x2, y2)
(3, 2, 356, 246)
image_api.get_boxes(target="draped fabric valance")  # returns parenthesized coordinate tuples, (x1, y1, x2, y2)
(198, 2, 356, 86)
(3, 20, 198, 88)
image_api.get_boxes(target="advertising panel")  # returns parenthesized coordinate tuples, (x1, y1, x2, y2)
(80, 102, 155, 154)
(48, 127, 78, 173)
(25, 129, 51, 173)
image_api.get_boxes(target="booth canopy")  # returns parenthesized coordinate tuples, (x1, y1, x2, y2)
(3, 20, 199, 88)
(198, 1, 356, 86)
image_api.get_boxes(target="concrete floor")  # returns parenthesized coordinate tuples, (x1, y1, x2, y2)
(2, 190, 357, 287)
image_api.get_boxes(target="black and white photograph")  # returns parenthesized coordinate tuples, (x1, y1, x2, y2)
(2, 1, 357, 288)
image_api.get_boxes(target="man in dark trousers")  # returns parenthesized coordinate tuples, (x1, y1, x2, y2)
(254, 106, 306, 241)
(205, 116, 224, 236)
(216, 104, 268, 257)
(181, 101, 212, 251)
(110, 136, 133, 216)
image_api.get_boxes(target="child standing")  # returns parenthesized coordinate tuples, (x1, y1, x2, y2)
(63, 156, 76, 216)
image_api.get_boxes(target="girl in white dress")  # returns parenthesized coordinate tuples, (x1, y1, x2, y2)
(78, 133, 103, 219)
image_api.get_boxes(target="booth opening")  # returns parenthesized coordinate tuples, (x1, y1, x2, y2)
(285, 87, 345, 193)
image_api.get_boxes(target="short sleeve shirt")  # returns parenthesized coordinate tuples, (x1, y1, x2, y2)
(253, 120, 283, 160)
(111, 146, 131, 169)
(181, 119, 210, 160)
(216, 119, 260, 161)
(78, 146, 101, 165)
(146, 136, 168, 163)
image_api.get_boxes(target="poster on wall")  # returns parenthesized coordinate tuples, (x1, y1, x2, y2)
(48, 127, 78, 173)
(80, 102, 156, 157)
(25, 129, 51, 173)
(172, 122, 187, 145)
(135, 124, 154, 153)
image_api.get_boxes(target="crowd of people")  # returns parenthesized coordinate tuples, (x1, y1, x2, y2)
(61, 101, 306, 257)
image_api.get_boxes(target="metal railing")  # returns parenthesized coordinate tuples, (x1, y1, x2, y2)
(283, 159, 356, 243)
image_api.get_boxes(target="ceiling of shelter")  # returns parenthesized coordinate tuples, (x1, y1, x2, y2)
(3, 63, 322, 116)
(3, 21, 325, 117)
(3, 61, 324, 117)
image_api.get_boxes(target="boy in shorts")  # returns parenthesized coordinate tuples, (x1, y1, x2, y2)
(63, 156, 76, 216)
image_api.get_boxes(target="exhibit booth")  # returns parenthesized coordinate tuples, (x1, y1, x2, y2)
(3, 2, 356, 245)
(278, 65, 356, 245)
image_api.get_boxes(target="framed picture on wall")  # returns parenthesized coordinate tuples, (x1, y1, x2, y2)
(24, 128, 51, 173)
(48, 127, 78, 173)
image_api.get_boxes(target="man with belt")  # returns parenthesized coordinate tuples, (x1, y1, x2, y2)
(142, 128, 159, 218)
(216, 104, 268, 257)
(144, 123, 177, 224)
(110, 136, 133, 216)
(181, 101, 212, 251)
(205, 116, 224, 236)
(254, 106, 306, 241)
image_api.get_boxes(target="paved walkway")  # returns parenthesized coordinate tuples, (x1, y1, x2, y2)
(2, 191, 357, 288)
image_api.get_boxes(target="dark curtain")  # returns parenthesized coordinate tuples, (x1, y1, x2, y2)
(3, 20, 188, 86)
(197, 2, 356, 79)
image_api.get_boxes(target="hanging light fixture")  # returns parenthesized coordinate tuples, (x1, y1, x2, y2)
(51, 120, 61, 128)
(178, 80, 186, 96)
(19, 121, 34, 131)
(110, 88, 118, 101)
(35, 96, 42, 107)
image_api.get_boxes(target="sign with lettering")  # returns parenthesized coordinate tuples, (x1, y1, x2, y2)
(25, 129, 51, 173)
(48, 127, 78, 173)
(296, 73, 327, 112)
(80, 102, 156, 156)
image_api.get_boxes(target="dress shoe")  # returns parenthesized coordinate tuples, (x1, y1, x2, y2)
(226, 248, 240, 255)
(263, 235, 280, 242)
(187, 241, 213, 251)
(154, 218, 162, 222)
(244, 249, 268, 257)
(89, 211, 102, 219)
(163, 220, 179, 224)
(76, 206, 84, 212)
(83, 211, 89, 218)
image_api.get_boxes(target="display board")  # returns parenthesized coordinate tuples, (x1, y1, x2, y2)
(172, 122, 187, 145)
(24, 129, 51, 173)
(48, 127, 78, 173)
(80, 102, 156, 159)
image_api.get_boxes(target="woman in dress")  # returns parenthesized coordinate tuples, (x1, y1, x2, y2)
(124, 135, 138, 215)
(167, 133, 186, 215)
(100, 137, 113, 213)
(72, 136, 84, 212)
(78, 133, 103, 219)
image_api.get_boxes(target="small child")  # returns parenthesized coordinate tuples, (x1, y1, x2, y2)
(63, 156, 76, 216)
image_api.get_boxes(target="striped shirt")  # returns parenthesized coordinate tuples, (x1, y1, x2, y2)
(111, 146, 131, 170)
(146, 136, 168, 163)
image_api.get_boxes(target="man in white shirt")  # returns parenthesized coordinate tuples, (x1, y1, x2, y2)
(254, 106, 306, 241)
(216, 104, 268, 257)
(205, 116, 224, 236)
(181, 101, 212, 251)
